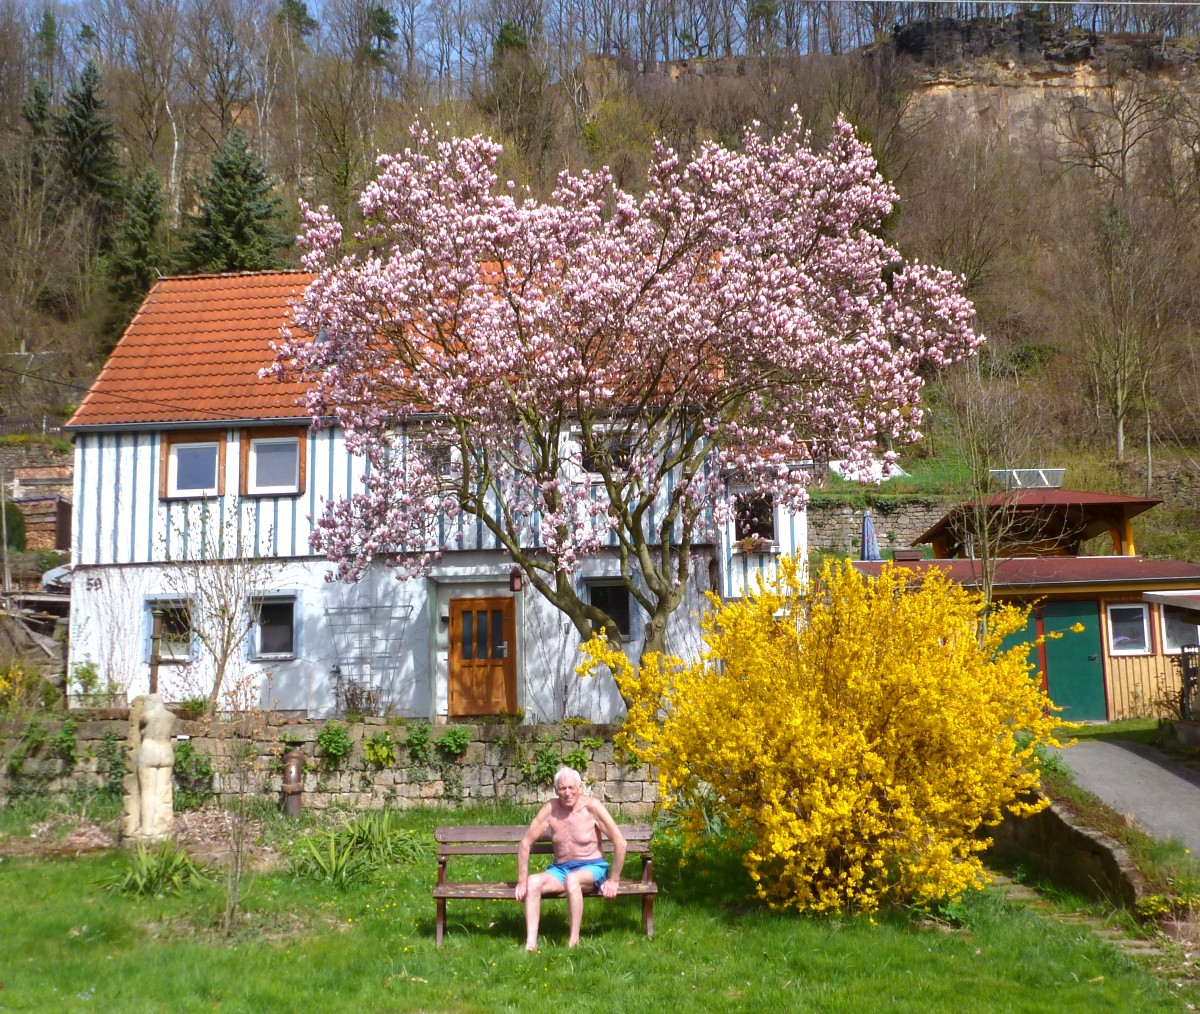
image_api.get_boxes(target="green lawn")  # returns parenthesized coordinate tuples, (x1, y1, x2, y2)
(0, 806, 1191, 1013)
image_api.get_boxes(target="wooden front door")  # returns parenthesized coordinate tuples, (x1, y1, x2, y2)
(448, 597, 517, 716)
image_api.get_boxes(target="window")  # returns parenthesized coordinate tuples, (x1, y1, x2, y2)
(733, 494, 776, 544)
(252, 598, 296, 658)
(1107, 603, 1151, 655)
(579, 429, 634, 477)
(161, 431, 226, 498)
(1161, 605, 1200, 654)
(588, 582, 632, 640)
(241, 428, 305, 496)
(432, 445, 463, 481)
(149, 602, 193, 663)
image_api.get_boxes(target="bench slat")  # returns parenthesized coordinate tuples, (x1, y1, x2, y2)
(434, 881, 657, 900)
(436, 842, 651, 857)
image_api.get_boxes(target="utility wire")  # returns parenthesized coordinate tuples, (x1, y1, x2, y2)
(0, 362, 300, 423)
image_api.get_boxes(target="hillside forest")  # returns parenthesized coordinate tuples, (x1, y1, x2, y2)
(2, 2, 1200, 559)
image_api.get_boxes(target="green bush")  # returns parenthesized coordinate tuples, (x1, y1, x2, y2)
(363, 731, 397, 769)
(173, 740, 215, 811)
(289, 810, 427, 890)
(97, 732, 126, 798)
(405, 721, 431, 766)
(103, 840, 210, 896)
(522, 735, 563, 786)
(433, 725, 470, 761)
(317, 721, 352, 768)
(3, 502, 24, 550)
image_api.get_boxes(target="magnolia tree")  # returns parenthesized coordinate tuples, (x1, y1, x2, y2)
(271, 113, 982, 670)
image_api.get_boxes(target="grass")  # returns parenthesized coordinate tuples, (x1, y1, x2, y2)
(0, 804, 1193, 1013)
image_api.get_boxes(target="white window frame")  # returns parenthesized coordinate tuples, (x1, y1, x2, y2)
(728, 488, 777, 552)
(247, 436, 301, 495)
(1160, 604, 1200, 656)
(167, 441, 220, 498)
(251, 596, 297, 660)
(1107, 603, 1152, 656)
(586, 580, 633, 642)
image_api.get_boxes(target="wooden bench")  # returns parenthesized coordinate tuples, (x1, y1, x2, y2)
(433, 823, 657, 946)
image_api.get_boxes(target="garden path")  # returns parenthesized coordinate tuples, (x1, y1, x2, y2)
(1051, 740, 1200, 854)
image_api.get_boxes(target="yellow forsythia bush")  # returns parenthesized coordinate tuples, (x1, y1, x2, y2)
(581, 558, 1061, 913)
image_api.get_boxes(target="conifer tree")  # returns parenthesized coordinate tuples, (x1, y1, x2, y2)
(107, 168, 166, 330)
(180, 129, 290, 274)
(56, 62, 123, 243)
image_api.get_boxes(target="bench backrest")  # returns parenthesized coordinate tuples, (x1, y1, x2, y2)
(435, 823, 652, 856)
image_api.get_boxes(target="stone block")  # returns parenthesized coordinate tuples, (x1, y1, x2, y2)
(461, 742, 485, 765)
(603, 780, 644, 803)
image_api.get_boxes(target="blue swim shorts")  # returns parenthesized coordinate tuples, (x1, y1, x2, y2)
(544, 857, 608, 889)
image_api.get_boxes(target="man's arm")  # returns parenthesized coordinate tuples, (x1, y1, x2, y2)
(515, 805, 551, 901)
(588, 799, 626, 899)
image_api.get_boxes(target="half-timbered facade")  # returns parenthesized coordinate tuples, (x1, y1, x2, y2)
(67, 271, 805, 720)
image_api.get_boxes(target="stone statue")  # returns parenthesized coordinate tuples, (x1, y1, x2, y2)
(122, 694, 176, 843)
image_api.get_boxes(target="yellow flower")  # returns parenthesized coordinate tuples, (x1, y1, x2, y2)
(582, 558, 1060, 913)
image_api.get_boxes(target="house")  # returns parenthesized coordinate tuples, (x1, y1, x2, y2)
(66, 271, 805, 722)
(856, 485, 1200, 721)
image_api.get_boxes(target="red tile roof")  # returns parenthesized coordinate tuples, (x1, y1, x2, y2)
(854, 556, 1200, 593)
(68, 271, 314, 429)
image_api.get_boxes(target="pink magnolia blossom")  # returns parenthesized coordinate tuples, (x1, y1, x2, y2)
(270, 113, 981, 642)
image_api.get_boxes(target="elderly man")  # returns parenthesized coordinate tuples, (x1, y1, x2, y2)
(515, 766, 627, 950)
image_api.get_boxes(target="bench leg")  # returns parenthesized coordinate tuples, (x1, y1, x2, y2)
(642, 896, 654, 940)
(436, 898, 446, 947)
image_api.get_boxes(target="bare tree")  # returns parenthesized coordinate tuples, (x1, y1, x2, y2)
(941, 361, 1044, 640)
(160, 502, 280, 715)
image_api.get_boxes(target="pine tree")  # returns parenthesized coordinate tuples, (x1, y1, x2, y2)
(56, 61, 123, 243)
(180, 129, 290, 274)
(107, 168, 165, 312)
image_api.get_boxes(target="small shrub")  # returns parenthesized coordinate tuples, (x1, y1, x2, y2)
(342, 808, 428, 864)
(522, 735, 563, 786)
(290, 829, 369, 889)
(174, 696, 208, 720)
(405, 721, 432, 766)
(563, 745, 590, 774)
(53, 717, 78, 771)
(317, 721, 352, 768)
(103, 840, 210, 896)
(173, 740, 215, 811)
(433, 725, 470, 761)
(363, 731, 397, 769)
(97, 732, 127, 799)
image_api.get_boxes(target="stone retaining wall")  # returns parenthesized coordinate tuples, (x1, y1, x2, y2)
(0, 713, 659, 817)
(807, 498, 948, 556)
(990, 800, 1146, 907)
